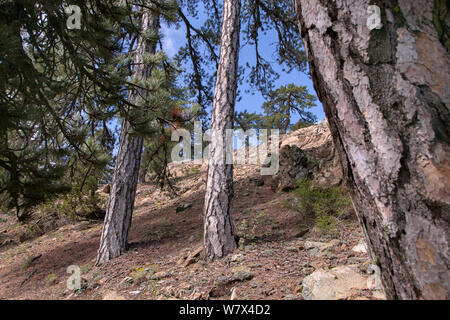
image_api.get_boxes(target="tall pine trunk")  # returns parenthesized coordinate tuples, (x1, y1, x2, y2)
(203, 0, 241, 261)
(293, 0, 449, 299)
(96, 11, 159, 265)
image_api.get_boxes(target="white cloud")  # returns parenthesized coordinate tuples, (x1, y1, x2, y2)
(161, 24, 184, 57)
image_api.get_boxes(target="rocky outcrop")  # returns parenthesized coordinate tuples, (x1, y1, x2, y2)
(301, 265, 385, 300)
(269, 121, 343, 191)
(155, 121, 342, 193)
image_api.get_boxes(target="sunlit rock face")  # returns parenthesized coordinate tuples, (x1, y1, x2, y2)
(268, 121, 343, 191)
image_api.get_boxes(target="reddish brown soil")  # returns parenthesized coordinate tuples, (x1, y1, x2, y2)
(0, 167, 378, 300)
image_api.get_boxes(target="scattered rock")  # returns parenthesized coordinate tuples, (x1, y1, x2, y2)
(284, 294, 296, 300)
(129, 290, 141, 295)
(149, 271, 171, 281)
(1, 239, 15, 247)
(230, 253, 244, 262)
(230, 287, 238, 300)
(302, 240, 335, 257)
(176, 203, 192, 213)
(183, 246, 203, 267)
(231, 266, 253, 282)
(302, 265, 367, 300)
(189, 263, 203, 272)
(64, 292, 75, 300)
(303, 241, 331, 251)
(183, 256, 196, 267)
(261, 249, 275, 257)
(371, 290, 386, 300)
(190, 246, 203, 258)
(102, 184, 111, 194)
(268, 121, 343, 191)
(179, 282, 192, 291)
(294, 228, 310, 238)
(215, 276, 230, 286)
(119, 276, 133, 285)
(176, 256, 186, 266)
(352, 239, 368, 253)
(103, 290, 125, 300)
(249, 177, 264, 186)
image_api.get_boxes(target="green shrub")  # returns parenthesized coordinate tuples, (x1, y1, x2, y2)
(295, 179, 351, 235)
(45, 273, 58, 285)
(237, 211, 276, 241)
(189, 166, 200, 175)
(39, 189, 107, 222)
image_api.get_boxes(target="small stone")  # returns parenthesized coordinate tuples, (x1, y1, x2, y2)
(352, 240, 368, 253)
(295, 228, 310, 238)
(149, 271, 171, 280)
(231, 266, 253, 282)
(119, 276, 133, 285)
(64, 293, 75, 300)
(190, 246, 203, 258)
(183, 256, 197, 267)
(103, 290, 125, 300)
(176, 203, 192, 213)
(189, 263, 203, 272)
(176, 256, 186, 266)
(230, 287, 238, 300)
(179, 282, 192, 291)
(102, 184, 111, 194)
(371, 290, 386, 300)
(215, 276, 230, 286)
(250, 177, 264, 186)
(230, 253, 244, 262)
(284, 294, 296, 300)
(129, 290, 141, 295)
(302, 265, 367, 300)
(183, 246, 203, 267)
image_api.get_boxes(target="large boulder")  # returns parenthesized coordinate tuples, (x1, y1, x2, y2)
(302, 265, 367, 300)
(271, 121, 343, 191)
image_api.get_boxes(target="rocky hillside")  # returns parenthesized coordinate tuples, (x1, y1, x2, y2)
(0, 122, 385, 300)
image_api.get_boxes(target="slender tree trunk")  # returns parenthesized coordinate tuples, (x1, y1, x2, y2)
(282, 93, 292, 134)
(203, 0, 241, 261)
(282, 106, 291, 134)
(96, 11, 159, 265)
(293, 0, 449, 299)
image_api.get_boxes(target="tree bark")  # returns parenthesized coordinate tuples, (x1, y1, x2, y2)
(203, 0, 241, 261)
(96, 11, 159, 265)
(293, 0, 449, 299)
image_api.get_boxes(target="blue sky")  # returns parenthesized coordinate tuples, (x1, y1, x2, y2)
(160, 10, 325, 125)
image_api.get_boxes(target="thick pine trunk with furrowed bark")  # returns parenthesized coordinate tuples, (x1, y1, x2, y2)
(96, 12, 159, 265)
(293, 0, 449, 299)
(203, 0, 241, 261)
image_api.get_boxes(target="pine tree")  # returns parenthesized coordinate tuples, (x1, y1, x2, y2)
(293, 0, 450, 299)
(203, 0, 241, 261)
(95, 7, 162, 265)
(0, 0, 133, 220)
(262, 84, 317, 134)
(234, 110, 265, 132)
